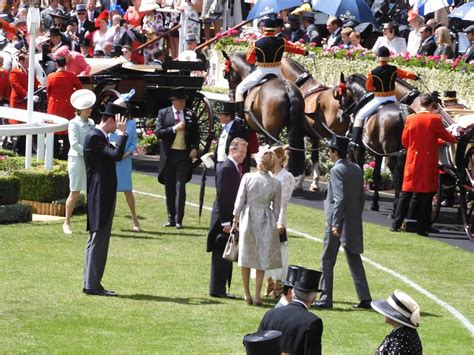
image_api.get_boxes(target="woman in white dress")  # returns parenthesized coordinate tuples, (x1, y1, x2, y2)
(63, 89, 96, 235)
(264, 145, 295, 298)
(233, 147, 282, 306)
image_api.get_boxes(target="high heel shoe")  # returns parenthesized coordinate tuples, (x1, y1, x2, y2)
(132, 223, 141, 232)
(244, 296, 253, 306)
(273, 281, 284, 299)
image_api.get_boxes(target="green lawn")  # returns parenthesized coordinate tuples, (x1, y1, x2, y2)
(0, 173, 472, 353)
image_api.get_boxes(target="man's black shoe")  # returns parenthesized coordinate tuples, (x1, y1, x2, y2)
(352, 300, 372, 309)
(417, 231, 429, 237)
(210, 293, 236, 299)
(312, 301, 333, 309)
(83, 288, 118, 297)
(176, 223, 184, 229)
(163, 222, 176, 227)
(390, 227, 400, 232)
(427, 227, 439, 233)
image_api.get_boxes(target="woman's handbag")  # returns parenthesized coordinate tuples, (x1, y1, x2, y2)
(222, 230, 239, 262)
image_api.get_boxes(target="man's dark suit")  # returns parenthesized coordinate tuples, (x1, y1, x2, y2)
(465, 41, 474, 63)
(155, 106, 200, 224)
(77, 19, 95, 41)
(215, 117, 250, 172)
(207, 158, 241, 296)
(417, 36, 437, 56)
(83, 128, 127, 290)
(258, 301, 323, 355)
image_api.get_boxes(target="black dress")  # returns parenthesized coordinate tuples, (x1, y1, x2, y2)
(376, 326, 422, 355)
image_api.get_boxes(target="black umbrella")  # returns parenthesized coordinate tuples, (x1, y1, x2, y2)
(198, 165, 207, 223)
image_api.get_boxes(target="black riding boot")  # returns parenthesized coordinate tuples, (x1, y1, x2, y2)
(352, 126, 365, 170)
(235, 101, 245, 120)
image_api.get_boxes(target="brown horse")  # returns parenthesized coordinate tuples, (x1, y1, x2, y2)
(280, 58, 355, 190)
(221, 51, 306, 176)
(345, 74, 415, 211)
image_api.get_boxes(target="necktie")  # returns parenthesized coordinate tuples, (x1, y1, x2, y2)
(175, 111, 181, 123)
(238, 163, 243, 177)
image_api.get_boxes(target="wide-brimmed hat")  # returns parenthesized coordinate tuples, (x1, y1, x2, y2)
(70, 89, 96, 110)
(302, 12, 315, 22)
(371, 290, 421, 329)
(11, 17, 26, 27)
(50, 10, 69, 20)
(139, 0, 160, 12)
(328, 134, 350, 154)
(294, 268, 323, 292)
(284, 265, 306, 288)
(101, 102, 127, 117)
(95, 10, 109, 28)
(216, 101, 234, 115)
(169, 87, 188, 100)
(243, 330, 283, 355)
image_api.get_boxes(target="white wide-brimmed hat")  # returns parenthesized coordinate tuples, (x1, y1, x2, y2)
(371, 290, 421, 329)
(139, 0, 160, 12)
(70, 89, 96, 110)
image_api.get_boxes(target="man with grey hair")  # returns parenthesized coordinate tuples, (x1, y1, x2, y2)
(258, 268, 323, 355)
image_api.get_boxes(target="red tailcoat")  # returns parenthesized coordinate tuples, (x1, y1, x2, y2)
(402, 112, 456, 193)
(46, 70, 83, 134)
(9, 67, 39, 124)
(0, 68, 11, 101)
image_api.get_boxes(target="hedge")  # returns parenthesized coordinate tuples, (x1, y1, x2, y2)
(0, 175, 21, 205)
(0, 204, 32, 224)
(12, 168, 69, 203)
(216, 44, 474, 108)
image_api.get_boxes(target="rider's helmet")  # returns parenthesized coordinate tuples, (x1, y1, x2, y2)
(376, 46, 391, 61)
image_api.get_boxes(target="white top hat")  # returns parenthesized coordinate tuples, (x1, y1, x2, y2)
(70, 89, 97, 110)
(139, 0, 160, 12)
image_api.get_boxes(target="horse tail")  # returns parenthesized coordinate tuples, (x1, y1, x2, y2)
(285, 82, 306, 176)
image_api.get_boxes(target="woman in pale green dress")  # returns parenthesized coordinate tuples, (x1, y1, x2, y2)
(63, 89, 96, 235)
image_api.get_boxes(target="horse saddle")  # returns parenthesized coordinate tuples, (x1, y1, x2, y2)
(254, 73, 279, 89)
(244, 74, 280, 112)
(399, 90, 420, 106)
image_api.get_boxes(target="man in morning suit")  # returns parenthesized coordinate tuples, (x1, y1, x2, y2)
(207, 138, 248, 299)
(83, 102, 128, 297)
(214, 102, 250, 173)
(155, 87, 200, 229)
(259, 268, 324, 355)
(314, 134, 372, 309)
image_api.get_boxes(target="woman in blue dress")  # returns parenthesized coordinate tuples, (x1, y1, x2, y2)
(109, 111, 140, 231)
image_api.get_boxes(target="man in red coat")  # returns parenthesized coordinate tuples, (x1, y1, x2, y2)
(0, 54, 10, 105)
(391, 94, 456, 236)
(46, 57, 83, 159)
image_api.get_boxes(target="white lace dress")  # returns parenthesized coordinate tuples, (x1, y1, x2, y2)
(234, 171, 282, 270)
(266, 168, 295, 281)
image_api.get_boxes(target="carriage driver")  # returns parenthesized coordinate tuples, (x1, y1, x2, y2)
(352, 46, 418, 165)
(234, 17, 314, 119)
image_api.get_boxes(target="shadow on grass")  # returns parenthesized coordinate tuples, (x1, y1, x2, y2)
(420, 311, 441, 318)
(112, 233, 161, 240)
(120, 293, 222, 305)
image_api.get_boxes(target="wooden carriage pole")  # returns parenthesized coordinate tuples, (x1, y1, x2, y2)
(195, 19, 251, 51)
(132, 24, 182, 53)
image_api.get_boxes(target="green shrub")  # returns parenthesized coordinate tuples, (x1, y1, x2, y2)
(13, 167, 69, 203)
(0, 149, 17, 157)
(0, 175, 21, 205)
(0, 204, 32, 224)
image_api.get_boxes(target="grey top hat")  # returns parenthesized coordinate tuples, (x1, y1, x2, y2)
(185, 32, 198, 42)
(243, 330, 283, 355)
(76, 4, 87, 12)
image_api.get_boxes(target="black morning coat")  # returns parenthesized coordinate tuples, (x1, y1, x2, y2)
(83, 128, 127, 232)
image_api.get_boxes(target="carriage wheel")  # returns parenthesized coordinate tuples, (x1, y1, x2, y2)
(189, 92, 213, 168)
(91, 89, 122, 124)
(431, 175, 442, 224)
(455, 128, 474, 242)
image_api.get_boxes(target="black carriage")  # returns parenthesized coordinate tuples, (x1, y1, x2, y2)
(79, 59, 214, 165)
(431, 110, 474, 242)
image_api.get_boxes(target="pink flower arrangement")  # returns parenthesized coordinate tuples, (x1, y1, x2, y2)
(146, 130, 154, 136)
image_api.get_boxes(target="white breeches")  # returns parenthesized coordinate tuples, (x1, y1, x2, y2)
(235, 66, 284, 98)
(354, 95, 396, 127)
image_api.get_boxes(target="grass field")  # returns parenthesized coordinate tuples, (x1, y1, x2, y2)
(0, 173, 473, 353)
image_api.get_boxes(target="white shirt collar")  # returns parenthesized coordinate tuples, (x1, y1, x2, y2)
(292, 299, 308, 310)
(97, 126, 108, 139)
(228, 155, 239, 168)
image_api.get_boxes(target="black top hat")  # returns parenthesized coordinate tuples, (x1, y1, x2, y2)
(67, 17, 79, 25)
(294, 268, 323, 292)
(288, 14, 301, 22)
(101, 102, 127, 117)
(216, 101, 235, 115)
(302, 12, 315, 22)
(284, 265, 306, 288)
(50, 10, 69, 20)
(49, 27, 62, 37)
(243, 330, 283, 355)
(169, 87, 188, 100)
(443, 91, 457, 99)
(328, 134, 349, 154)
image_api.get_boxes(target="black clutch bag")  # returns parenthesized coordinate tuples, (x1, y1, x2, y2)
(279, 228, 288, 243)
